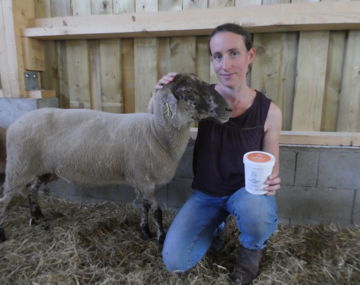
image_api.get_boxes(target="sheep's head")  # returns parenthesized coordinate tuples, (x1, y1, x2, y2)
(160, 73, 231, 128)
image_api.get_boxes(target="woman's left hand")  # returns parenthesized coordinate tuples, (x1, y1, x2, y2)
(264, 175, 281, 196)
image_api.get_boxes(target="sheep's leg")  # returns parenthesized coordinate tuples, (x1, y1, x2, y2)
(27, 178, 45, 226)
(152, 205, 165, 245)
(0, 180, 26, 242)
(139, 200, 152, 240)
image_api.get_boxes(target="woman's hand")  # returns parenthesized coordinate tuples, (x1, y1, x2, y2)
(155, 72, 177, 90)
(264, 175, 281, 196)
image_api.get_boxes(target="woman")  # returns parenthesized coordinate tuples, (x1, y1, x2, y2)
(157, 23, 282, 285)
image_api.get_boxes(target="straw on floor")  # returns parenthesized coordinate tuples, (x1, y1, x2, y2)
(0, 194, 359, 285)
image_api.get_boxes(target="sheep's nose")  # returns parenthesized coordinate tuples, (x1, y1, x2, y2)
(225, 107, 232, 112)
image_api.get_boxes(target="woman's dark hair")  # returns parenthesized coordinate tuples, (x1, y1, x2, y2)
(208, 23, 253, 54)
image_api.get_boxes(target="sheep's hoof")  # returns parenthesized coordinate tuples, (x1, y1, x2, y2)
(139, 226, 152, 240)
(0, 228, 6, 242)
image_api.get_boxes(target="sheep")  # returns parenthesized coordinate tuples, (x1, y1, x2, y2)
(0, 73, 232, 244)
(0, 127, 6, 175)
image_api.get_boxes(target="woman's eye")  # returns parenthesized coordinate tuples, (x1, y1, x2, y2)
(213, 54, 222, 61)
(230, 51, 239, 57)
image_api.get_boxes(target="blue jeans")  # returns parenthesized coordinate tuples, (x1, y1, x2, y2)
(162, 188, 278, 272)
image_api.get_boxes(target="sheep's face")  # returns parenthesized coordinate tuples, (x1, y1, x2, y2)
(169, 74, 232, 124)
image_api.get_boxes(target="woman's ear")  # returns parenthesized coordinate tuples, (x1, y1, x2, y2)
(247, 47, 256, 64)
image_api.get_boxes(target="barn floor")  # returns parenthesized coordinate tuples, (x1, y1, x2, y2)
(0, 194, 359, 285)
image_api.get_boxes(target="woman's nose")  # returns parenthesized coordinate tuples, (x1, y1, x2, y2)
(222, 56, 231, 70)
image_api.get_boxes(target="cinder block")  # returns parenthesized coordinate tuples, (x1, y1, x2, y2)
(294, 150, 319, 187)
(353, 190, 360, 225)
(0, 97, 58, 127)
(167, 178, 193, 208)
(48, 179, 136, 204)
(277, 185, 354, 226)
(48, 178, 168, 207)
(318, 149, 360, 189)
(279, 147, 296, 186)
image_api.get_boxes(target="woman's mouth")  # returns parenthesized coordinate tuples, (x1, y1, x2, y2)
(221, 73, 234, 80)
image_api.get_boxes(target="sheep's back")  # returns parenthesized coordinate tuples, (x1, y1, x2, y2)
(6, 108, 177, 187)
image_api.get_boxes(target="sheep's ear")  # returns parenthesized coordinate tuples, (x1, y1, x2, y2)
(162, 91, 177, 118)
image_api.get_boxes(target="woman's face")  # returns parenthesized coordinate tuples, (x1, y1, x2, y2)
(209, 32, 255, 89)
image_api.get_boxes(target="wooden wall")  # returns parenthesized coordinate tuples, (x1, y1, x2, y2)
(31, 0, 360, 132)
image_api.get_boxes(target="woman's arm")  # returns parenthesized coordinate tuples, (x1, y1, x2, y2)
(263, 102, 282, 195)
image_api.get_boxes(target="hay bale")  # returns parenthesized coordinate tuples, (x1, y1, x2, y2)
(0, 194, 359, 285)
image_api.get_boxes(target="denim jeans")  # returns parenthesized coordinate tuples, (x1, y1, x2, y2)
(162, 188, 278, 272)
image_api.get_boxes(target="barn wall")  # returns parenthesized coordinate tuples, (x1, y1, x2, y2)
(29, 0, 360, 132)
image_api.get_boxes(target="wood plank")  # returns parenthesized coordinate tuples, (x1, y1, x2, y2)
(114, 0, 135, 113)
(209, 0, 235, 7)
(89, 0, 105, 111)
(99, 39, 122, 113)
(235, 0, 262, 85)
(65, 1, 91, 109)
(189, 128, 360, 146)
(0, 0, 38, 97)
(22, 37, 45, 71)
(337, 30, 360, 132)
(121, 38, 135, 113)
(321, 30, 346, 131)
(88, 40, 102, 110)
(157, 1, 181, 77)
(183, 0, 208, 9)
(251, 32, 297, 130)
(66, 40, 91, 108)
(291, 31, 330, 131)
(51, 0, 71, 107)
(34, 0, 59, 94)
(251, 0, 297, 131)
(113, 0, 135, 13)
(34, 0, 51, 18)
(92, 0, 122, 113)
(134, 1, 158, 113)
(0, 0, 21, 97)
(72, 0, 91, 16)
(24, 2, 360, 40)
(57, 41, 69, 108)
(26, 89, 56, 98)
(168, 0, 199, 74)
(279, 131, 360, 147)
(196, 36, 210, 82)
(50, 0, 71, 17)
(91, 0, 112, 14)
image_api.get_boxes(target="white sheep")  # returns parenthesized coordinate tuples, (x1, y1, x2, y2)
(0, 73, 231, 243)
(0, 127, 6, 175)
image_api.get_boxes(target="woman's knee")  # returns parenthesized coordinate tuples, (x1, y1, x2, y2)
(162, 243, 191, 272)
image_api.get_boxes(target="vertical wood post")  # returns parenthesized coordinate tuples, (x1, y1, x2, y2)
(0, 0, 48, 98)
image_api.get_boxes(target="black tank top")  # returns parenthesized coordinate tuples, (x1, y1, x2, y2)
(192, 90, 271, 197)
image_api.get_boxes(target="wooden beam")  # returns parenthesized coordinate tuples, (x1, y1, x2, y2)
(26, 89, 56, 98)
(23, 2, 360, 40)
(0, 0, 22, 97)
(279, 131, 360, 147)
(190, 128, 360, 147)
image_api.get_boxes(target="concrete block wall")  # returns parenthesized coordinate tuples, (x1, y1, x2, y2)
(277, 145, 359, 226)
(0, 97, 58, 128)
(1, 98, 359, 226)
